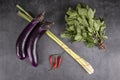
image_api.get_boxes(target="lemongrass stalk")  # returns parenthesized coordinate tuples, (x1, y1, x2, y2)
(16, 4, 94, 74)
(16, 4, 33, 20)
(17, 11, 32, 22)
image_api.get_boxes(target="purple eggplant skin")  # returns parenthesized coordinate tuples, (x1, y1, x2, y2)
(26, 22, 53, 67)
(16, 12, 45, 60)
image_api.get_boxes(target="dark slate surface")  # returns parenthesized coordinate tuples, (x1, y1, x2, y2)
(0, 0, 120, 80)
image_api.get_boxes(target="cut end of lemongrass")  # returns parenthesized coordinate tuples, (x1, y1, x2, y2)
(83, 64, 94, 74)
(87, 65, 94, 74)
(16, 4, 33, 21)
(17, 11, 31, 22)
(79, 58, 94, 74)
(16, 4, 19, 8)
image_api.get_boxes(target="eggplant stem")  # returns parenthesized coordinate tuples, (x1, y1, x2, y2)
(16, 4, 94, 74)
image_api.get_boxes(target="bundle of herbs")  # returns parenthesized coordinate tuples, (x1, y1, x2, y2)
(61, 4, 108, 49)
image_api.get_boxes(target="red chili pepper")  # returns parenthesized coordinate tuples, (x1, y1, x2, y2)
(57, 55, 62, 68)
(52, 57, 57, 69)
(49, 55, 54, 65)
(49, 55, 57, 70)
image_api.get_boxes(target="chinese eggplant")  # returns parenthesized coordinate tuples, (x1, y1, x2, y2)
(26, 22, 53, 67)
(16, 12, 45, 59)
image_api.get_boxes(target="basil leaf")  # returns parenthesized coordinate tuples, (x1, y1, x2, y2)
(78, 8, 87, 16)
(76, 4, 81, 10)
(102, 36, 108, 39)
(69, 26, 75, 31)
(81, 16, 88, 26)
(82, 32, 87, 38)
(93, 39, 97, 44)
(74, 35, 82, 41)
(61, 33, 72, 39)
(100, 25, 106, 32)
(88, 19, 94, 27)
(88, 8, 95, 19)
(88, 43, 95, 48)
(94, 22, 100, 31)
(88, 27, 93, 32)
(88, 32, 92, 36)
(67, 9, 78, 17)
(77, 17, 82, 24)
(67, 20, 75, 25)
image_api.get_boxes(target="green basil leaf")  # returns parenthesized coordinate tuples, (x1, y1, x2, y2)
(81, 16, 88, 26)
(69, 26, 75, 31)
(77, 17, 82, 24)
(67, 20, 75, 25)
(74, 20, 80, 26)
(96, 19, 101, 25)
(87, 8, 95, 19)
(76, 4, 81, 10)
(82, 32, 87, 38)
(93, 39, 98, 44)
(68, 10, 78, 17)
(88, 19, 94, 27)
(94, 22, 100, 31)
(88, 27, 93, 32)
(76, 26, 81, 34)
(78, 8, 87, 16)
(74, 35, 82, 41)
(88, 43, 95, 48)
(88, 32, 92, 36)
(86, 36, 94, 43)
(100, 25, 106, 32)
(102, 36, 108, 39)
(61, 33, 71, 39)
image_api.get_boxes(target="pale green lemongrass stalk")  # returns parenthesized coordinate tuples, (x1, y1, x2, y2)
(17, 11, 32, 22)
(16, 4, 33, 20)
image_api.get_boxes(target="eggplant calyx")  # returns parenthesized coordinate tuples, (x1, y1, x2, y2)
(36, 11, 45, 22)
(41, 21, 54, 30)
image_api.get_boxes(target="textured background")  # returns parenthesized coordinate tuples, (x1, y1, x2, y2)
(0, 0, 120, 80)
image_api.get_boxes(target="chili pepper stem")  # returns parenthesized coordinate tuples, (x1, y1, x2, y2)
(50, 53, 63, 56)
(48, 67, 56, 71)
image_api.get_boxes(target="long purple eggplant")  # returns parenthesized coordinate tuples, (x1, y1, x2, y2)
(16, 12, 45, 60)
(26, 22, 53, 67)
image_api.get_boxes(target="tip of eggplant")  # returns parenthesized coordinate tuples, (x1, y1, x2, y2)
(16, 51, 27, 60)
(37, 11, 45, 22)
(19, 57, 26, 60)
(32, 63, 38, 67)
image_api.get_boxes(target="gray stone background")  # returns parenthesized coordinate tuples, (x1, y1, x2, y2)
(0, 0, 120, 80)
